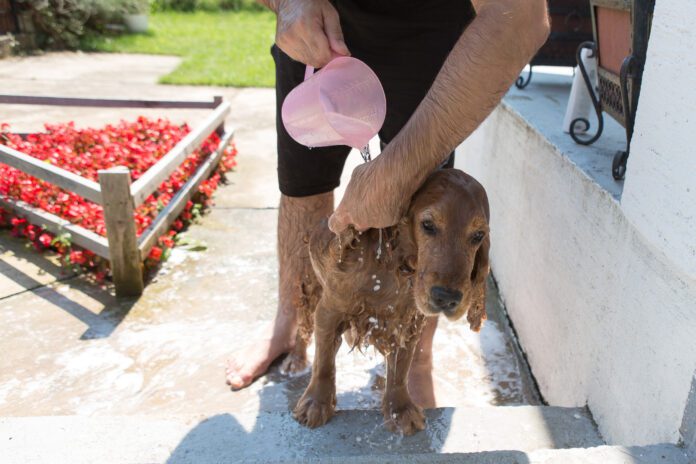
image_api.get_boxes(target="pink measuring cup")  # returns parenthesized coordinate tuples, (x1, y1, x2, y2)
(281, 54, 387, 149)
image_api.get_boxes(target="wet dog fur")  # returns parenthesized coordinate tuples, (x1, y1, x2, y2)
(285, 169, 491, 435)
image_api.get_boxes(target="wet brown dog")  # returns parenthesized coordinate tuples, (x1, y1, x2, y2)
(286, 168, 490, 435)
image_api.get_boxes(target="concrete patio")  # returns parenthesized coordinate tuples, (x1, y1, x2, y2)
(0, 53, 691, 463)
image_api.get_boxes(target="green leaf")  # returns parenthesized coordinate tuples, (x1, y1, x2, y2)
(174, 235, 207, 251)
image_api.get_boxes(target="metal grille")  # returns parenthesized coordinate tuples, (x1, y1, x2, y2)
(0, 0, 18, 34)
(598, 71, 625, 125)
(569, 0, 655, 180)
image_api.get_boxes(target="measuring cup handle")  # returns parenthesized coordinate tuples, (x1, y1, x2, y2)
(303, 51, 345, 81)
(304, 65, 315, 81)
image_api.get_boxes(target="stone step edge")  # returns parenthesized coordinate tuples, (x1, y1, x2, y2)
(260, 445, 693, 464)
(1, 406, 606, 463)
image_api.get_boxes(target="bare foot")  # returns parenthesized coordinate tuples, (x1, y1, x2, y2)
(408, 355, 436, 409)
(225, 315, 296, 389)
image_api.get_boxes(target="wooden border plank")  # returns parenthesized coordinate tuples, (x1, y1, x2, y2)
(0, 196, 110, 259)
(98, 166, 144, 297)
(0, 94, 220, 109)
(0, 144, 102, 204)
(138, 131, 234, 256)
(130, 101, 231, 207)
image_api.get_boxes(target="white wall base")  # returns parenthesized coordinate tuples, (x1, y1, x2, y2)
(456, 88, 696, 445)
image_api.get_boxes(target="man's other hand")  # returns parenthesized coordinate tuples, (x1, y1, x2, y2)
(329, 159, 406, 234)
(270, 0, 350, 68)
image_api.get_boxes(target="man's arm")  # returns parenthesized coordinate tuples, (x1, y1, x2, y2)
(329, 0, 549, 233)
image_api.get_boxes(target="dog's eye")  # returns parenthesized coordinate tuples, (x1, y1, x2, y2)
(471, 230, 485, 244)
(421, 220, 436, 235)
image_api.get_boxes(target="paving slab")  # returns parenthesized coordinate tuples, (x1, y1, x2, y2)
(0, 230, 75, 298)
(0, 52, 182, 84)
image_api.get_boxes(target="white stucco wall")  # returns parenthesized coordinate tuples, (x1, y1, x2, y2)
(621, 0, 696, 279)
(455, 9, 696, 443)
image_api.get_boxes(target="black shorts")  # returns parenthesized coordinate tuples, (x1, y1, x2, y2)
(274, 0, 476, 197)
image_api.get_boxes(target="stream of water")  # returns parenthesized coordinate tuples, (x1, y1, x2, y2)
(359, 144, 371, 163)
(358, 144, 384, 259)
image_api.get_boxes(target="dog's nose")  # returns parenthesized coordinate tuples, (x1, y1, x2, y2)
(430, 286, 463, 312)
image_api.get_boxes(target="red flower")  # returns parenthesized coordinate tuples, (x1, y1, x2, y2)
(38, 233, 52, 248)
(25, 224, 36, 240)
(69, 250, 86, 264)
(0, 118, 237, 276)
(149, 246, 163, 261)
(160, 236, 175, 249)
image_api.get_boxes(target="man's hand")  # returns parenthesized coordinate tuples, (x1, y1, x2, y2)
(328, 159, 406, 233)
(266, 0, 350, 68)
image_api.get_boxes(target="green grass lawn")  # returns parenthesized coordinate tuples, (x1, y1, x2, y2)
(83, 11, 276, 87)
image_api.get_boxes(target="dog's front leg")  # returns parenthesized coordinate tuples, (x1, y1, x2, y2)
(382, 339, 426, 435)
(293, 301, 343, 428)
(281, 273, 321, 376)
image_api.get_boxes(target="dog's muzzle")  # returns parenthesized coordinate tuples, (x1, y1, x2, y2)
(429, 286, 463, 314)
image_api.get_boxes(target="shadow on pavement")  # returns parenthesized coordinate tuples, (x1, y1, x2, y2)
(167, 411, 462, 463)
(0, 235, 75, 292)
(167, 379, 462, 463)
(0, 257, 135, 339)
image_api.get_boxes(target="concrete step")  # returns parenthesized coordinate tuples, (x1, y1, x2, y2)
(0, 405, 609, 463)
(268, 445, 693, 463)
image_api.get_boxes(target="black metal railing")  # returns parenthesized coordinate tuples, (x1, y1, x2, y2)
(569, 0, 655, 180)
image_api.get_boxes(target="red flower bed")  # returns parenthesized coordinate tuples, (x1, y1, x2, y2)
(0, 117, 237, 280)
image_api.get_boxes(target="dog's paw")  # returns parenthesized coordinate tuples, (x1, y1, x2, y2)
(383, 398, 426, 436)
(280, 351, 310, 377)
(293, 389, 336, 428)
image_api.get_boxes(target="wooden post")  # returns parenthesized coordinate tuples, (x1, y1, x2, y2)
(98, 166, 144, 297)
(213, 96, 225, 137)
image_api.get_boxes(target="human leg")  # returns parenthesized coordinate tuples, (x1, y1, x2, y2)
(226, 192, 333, 389)
(408, 316, 438, 408)
(226, 45, 350, 389)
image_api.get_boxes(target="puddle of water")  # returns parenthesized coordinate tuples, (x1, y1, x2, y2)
(245, 280, 539, 413)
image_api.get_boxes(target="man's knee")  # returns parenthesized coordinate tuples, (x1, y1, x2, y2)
(278, 192, 335, 249)
(280, 191, 334, 215)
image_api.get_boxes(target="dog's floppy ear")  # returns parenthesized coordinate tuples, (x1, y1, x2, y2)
(394, 216, 417, 274)
(467, 232, 489, 332)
